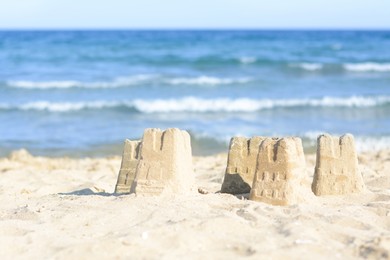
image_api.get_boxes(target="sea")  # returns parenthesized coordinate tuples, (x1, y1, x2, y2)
(0, 30, 390, 157)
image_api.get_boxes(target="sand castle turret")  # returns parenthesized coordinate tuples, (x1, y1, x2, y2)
(311, 134, 365, 196)
(114, 139, 141, 194)
(221, 137, 265, 194)
(130, 128, 194, 195)
(249, 137, 308, 206)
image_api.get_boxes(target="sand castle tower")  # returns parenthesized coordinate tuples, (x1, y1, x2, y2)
(114, 139, 141, 194)
(221, 136, 265, 194)
(249, 137, 308, 206)
(130, 128, 194, 195)
(311, 134, 365, 196)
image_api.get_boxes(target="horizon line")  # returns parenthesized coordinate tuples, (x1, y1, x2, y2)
(0, 27, 390, 31)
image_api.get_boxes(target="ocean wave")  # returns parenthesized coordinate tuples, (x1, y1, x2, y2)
(239, 57, 257, 64)
(165, 76, 252, 85)
(289, 63, 323, 71)
(8, 80, 81, 89)
(133, 96, 390, 113)
(344, 62, 390, 72)
(6, 75, 252, 89)
(19, 101, 127, 112)
(354, 136, 390, 152)
(1, 96, 389, 113)
(301, 132, 390, 152)
(6, 74, 157, 89)
(288, 62, 390, 72)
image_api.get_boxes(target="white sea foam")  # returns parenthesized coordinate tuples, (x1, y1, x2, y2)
(131, 96, 390, 113)
(194, 130, 390, 153)
(290, 63, 323, 71)
(300, 96, 390, 107)
(7, 75, 251, 89)
(354, 136, 390, 152)
(344, 62, 390, 72)
(1, 96, 389, 113)
(239, 57, 257, 64)
(166, 76, 252, 86)
(19, 101, 124, 112)
(6, 75, 157, 89)
(301, 132, 390, 152)
(133, 97, 263, 113)
(8, 80, 81, 89)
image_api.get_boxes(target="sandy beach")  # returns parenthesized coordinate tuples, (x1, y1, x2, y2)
(1, 4, 390, 259)
(0, 149, 389, 259)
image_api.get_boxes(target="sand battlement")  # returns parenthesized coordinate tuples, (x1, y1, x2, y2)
(114, 139, 141, 194)
(312, 134, 365, 196)
(221, 136, 265, 194)
(315, 134, 356, 159)
(249, 137, 308, 206)
(256, 137, 305, 165)
(130, 128, 194, 195)
(225, 136, 265, 173)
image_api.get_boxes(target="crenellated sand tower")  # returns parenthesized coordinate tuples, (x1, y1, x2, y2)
(130, 128, 194, 195)
(221, 136, 265, 194)
(312, 134, 365, 196)
(249, 137, 308, 206)
(114, 139, 141, 194)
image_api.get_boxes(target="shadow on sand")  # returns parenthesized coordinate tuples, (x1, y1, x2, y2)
(60, 188, 249, 198)
(58, 188, 118, 197)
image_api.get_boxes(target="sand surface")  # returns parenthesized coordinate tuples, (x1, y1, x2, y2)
(0, 149, 389, 259)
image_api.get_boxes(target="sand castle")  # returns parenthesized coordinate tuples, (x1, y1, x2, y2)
(129, 128, 194, 195)
(249, 137, 307, 206)
(115, 129, 365, 203)
(114, 139, 141, 194)
(221, 136, 265, 194)
(312, 134, 365, 196)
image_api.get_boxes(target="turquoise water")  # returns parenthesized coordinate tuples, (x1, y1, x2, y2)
(0, 30, 390, 156)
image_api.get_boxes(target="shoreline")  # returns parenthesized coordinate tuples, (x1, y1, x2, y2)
(2, 134, 389, 158)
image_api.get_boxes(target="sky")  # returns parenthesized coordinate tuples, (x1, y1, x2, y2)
(0, 0, 389, 29)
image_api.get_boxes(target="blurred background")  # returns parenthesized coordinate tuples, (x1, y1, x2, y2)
(0, 2, 390, 157)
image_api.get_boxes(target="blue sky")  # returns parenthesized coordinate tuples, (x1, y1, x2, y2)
(1, 0, 389, 29)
